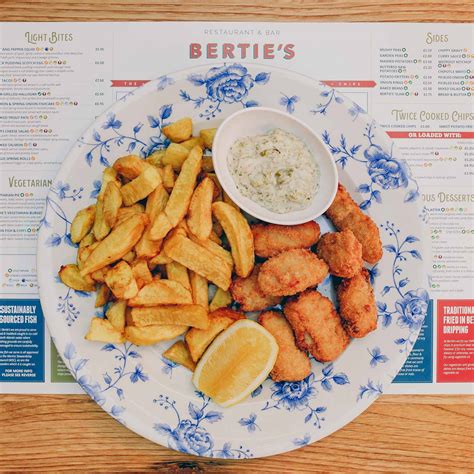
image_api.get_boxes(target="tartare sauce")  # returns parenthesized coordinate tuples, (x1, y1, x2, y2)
(227, 128, 319, 213)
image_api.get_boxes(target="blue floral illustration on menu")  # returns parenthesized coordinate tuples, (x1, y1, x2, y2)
(376, 222, 428, 352)
(61, 341, 149, 423)
(153, 392, 252, 458)
(180, 64, 270, 119)
(40, 180, 83, 248)
(322, 122, 420, 208)
(78, 105, 173, 166)
(261, 366, 349, 429)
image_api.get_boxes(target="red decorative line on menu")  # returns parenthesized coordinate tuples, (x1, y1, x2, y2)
(111, 80, 377, 88)
(321, 80, 376, 88)
(111, 80, 150, 87)
(387, 131, 474, 139)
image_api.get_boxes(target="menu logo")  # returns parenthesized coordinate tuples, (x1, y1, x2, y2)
(25, 32, 73, 45)
(189, 43, 295, 60)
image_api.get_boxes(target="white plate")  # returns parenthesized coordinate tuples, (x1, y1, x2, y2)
(38, 63, 429, 459)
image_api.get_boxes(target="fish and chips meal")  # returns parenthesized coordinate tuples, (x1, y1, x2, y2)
(58, 116, 383, 407)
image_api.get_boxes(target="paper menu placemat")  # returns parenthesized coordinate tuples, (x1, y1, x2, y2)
(0, 22, 472, 394)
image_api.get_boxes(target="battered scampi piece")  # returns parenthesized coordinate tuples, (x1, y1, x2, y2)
(259, 311, 311, 382)
(316, 229, 363, 278)
(258, 248, 329, 297)
(230, 264, 282, 312)
(325, 183, 383, 264)
(251, 221, 321, 258)
(284, 290, 349, 362)
(337, 268, 377, 338)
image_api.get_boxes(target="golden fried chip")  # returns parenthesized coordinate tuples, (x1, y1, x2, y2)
(212, 202, 254, 277)
(164, 146, 202, 226)
(162, 164, 175, 191)
(93, 198, 111, 241)
(130, 305, 209, 329)
(124, 324, 187, 346)
(115, 204, 145, 227)
(103, 181, 123, 227)
(199, 128, 216, 149)
(128, 279, 192, 306)
(120, 165, 162, 206)
(163, 234, 232, 290)
(163, 341, 196, 371)
(209, 287, 232, 312)
(149, 212, 173, 241)
(105, 261, 139, 299)
(98, 167, 120, 200)
(95, 283, 111, 307)
(181, 136, 204, 151)
(80, 213, 148, 275)
(162, 143, 189, 170)
(187, 176, 214, 241)
(131, 259, 153, 288)
(85, 317, 125, 343)
(59, 264, 95, 291)
(113, 155, 147, 180)
(70, 205, 96, 244)
(190, 271, 209, 310)
(146, 150, 165, 167)
(163, 117, 192, 143)
(106, 300, 127, 332)
(166, 261, 191, 291)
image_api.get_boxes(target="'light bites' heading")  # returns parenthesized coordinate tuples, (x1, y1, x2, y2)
(190, 43, 295, 60)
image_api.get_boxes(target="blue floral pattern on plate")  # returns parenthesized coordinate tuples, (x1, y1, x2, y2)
(37, 63, 428, 459)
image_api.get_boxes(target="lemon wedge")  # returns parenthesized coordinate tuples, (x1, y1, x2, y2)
(192, 319, 278, 407)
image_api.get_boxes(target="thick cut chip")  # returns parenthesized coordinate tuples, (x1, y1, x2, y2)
(181, 136, 204, 151)
(120, 165, 162, 206)
(79, 232, 96, 248)
(59, 264, 95, 291)
(209, 288, 232, 312)
(103, 181, 123, 227)
(166, 261, 191, 291)
(212, 202, 254, 278)
(190, 272, 208, 310)
(149, 212, 173, 241)
(187, 177, 214, 241)
(163, 234, 232, 290)
(90, 266, 109, 283)
(122, 250, 136, 264)
(162, 143, 189, 170)
(146, 185, 169, 221)
(201, 156, 214, 172)
(113, 155, 147, 179)
(146, 150, 165, 167)
(98, 167, 120, 200)
(105, 261, 139, 299)
(93, 198, 111, 241)
(80, 213, 148, 275)
(131, 258, 153, 288)
(135, 228, 162, 259)
(192, 320, 278, 407)
(199, 128, 217, 149)
(187, 233, 233, 269)
(149, 250, 173, 267)
(95, 283, 111, 307)
(163, 117, 193, 143)
(163, 341, 196, 371)
(162, 164, 175, 191)
(124, 324, 187, 346)
(164, 145, 202, 226)
(106, 300, 127, 332)
(185, 308, 245, 362)
(128, 279, 192, 306)
(130, 305, 209, 329)
(85, 317, 125, 343)
(70, 205, 96, 244)
(115, 204, 145, 227)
